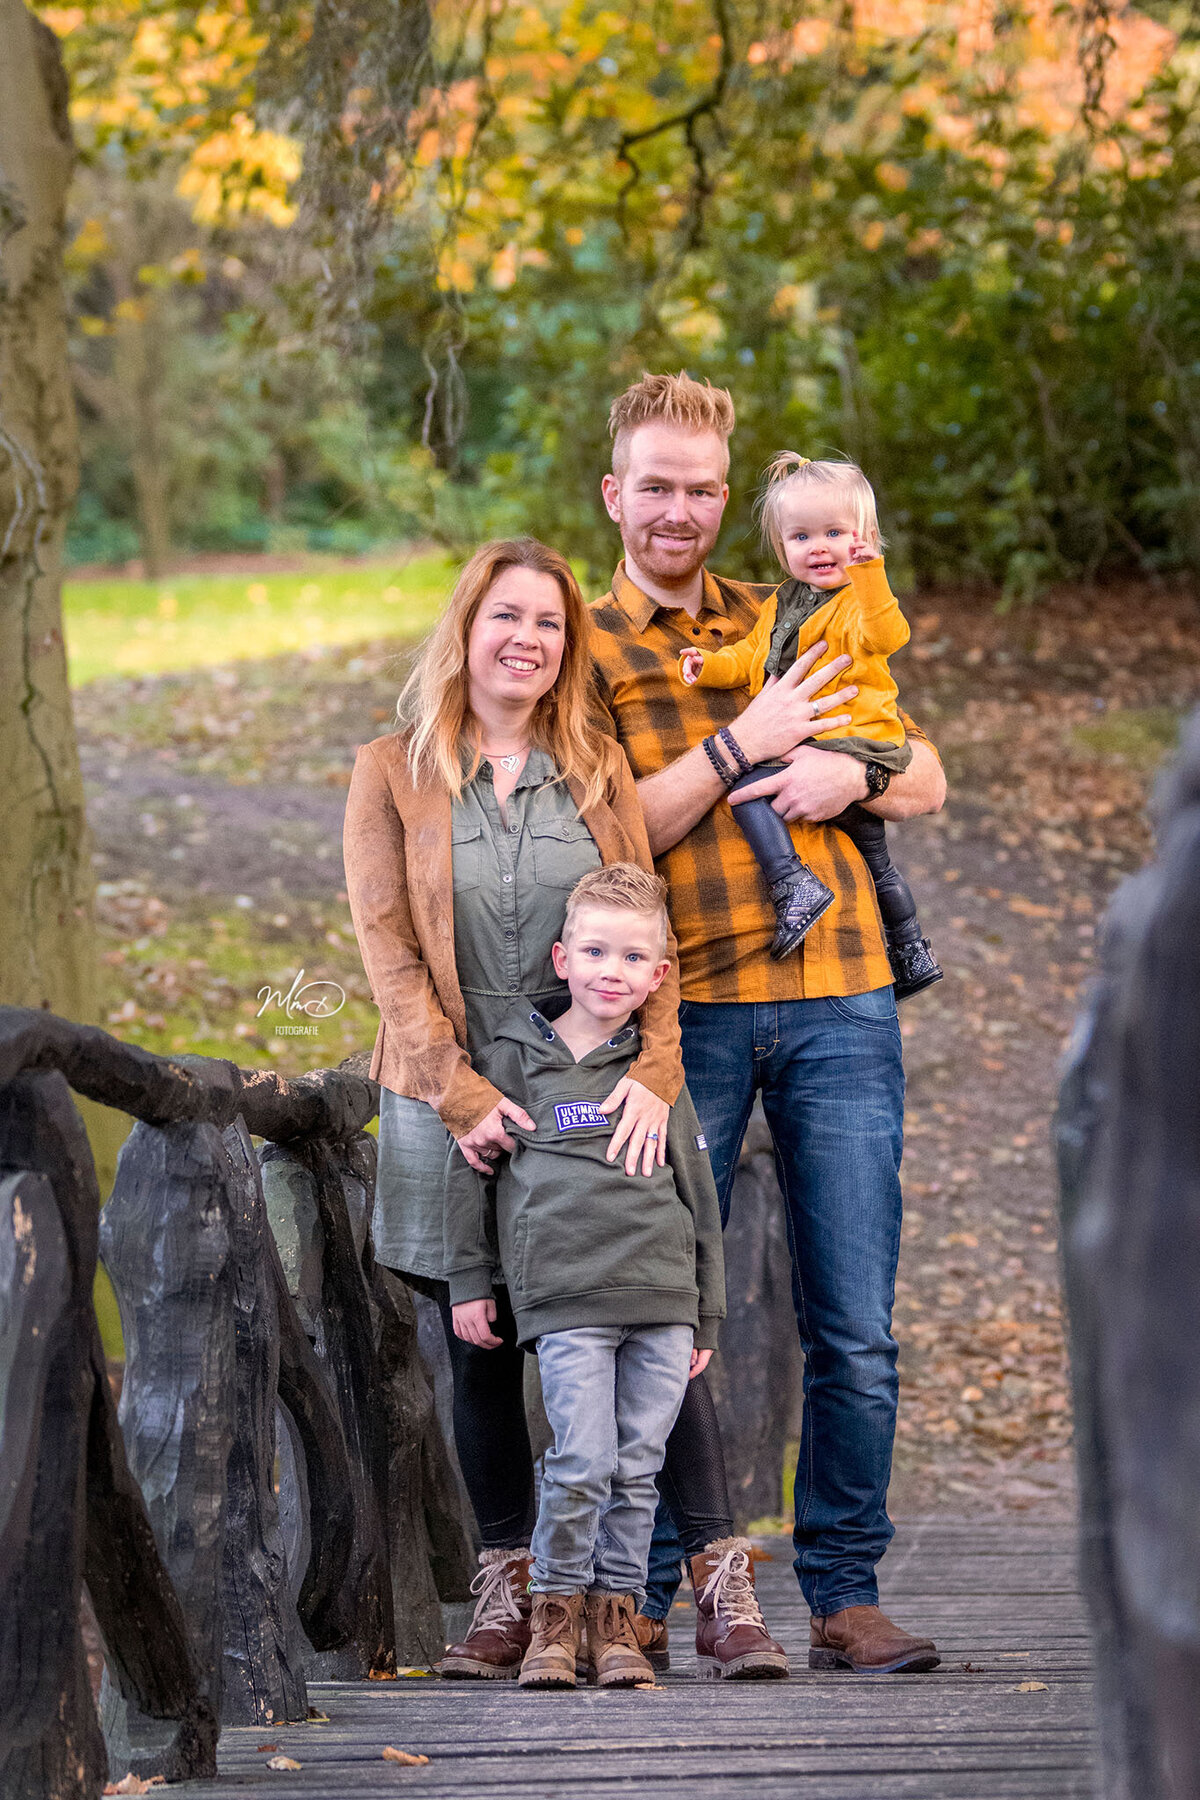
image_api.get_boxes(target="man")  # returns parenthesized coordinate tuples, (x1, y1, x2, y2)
(589, 371, 945, 1674)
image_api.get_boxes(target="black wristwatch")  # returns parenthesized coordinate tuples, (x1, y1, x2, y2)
(864, 761, 892, 799)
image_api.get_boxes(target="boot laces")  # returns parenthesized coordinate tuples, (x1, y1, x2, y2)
(534, 1594, 578, 1645)
(700, 1547, 766, 1627)
(467, 1558, 525, 1633)
(592, 1594, 637, 1648)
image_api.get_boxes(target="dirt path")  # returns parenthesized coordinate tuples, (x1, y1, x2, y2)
(75, 583, 1200, 1517)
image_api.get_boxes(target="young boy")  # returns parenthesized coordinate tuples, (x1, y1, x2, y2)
(444, 863, 725, 1690)
(680, 452, 942, 999)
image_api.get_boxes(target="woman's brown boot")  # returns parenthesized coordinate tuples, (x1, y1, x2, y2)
(518, 1592, 585, 1688)
(440, 1549, 532, 1679)
(689, 1537, 790, 1680)
(584, 1593, 655, 1688)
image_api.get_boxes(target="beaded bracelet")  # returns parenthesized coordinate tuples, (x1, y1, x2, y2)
(717, 726, 753, 778)
(702, 735, 739, 790)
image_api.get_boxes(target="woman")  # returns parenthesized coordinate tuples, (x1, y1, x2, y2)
(343, 538, 686, 1676)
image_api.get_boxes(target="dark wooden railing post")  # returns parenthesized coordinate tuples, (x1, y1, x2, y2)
(263, 1134, 473, 1673)
(0, 1069, 216, 1797)
(97, 1116, 237, 1770)
(1058, 708, 1200, 1800)
(707, 1110, 803, 1529)
(0, 1007, 477, 1785)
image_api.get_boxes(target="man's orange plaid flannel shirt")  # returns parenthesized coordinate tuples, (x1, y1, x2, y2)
(589, 562, 937, 1005)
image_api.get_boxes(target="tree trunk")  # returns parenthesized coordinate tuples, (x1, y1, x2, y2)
(0, 4, 94, 1020)
(111, 300, 171, 581)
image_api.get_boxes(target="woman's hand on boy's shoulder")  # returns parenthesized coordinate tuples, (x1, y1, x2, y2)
(452, 1297, 504, 1349)
(600, 1076, 669, 1177)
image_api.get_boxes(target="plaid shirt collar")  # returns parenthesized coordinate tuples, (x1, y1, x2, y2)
(609, 561, 733, 634)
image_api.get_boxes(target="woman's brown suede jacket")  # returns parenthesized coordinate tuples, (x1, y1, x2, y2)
(343, 730, 684, 1141)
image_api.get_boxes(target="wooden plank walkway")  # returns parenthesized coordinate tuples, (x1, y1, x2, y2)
(173, 1520, 1095, 1799)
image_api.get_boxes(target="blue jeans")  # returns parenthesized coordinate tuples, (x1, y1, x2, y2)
(532, 1324, 693, 1600)
(645, 991, 905, 1619)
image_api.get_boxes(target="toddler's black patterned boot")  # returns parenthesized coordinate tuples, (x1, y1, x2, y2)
(769, 861, 836, 960)
(888, 921, 944, 1001)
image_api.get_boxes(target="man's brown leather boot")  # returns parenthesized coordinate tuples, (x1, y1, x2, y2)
(809, 1605, 939, 1673)
(518, 1592, 585, 1688)
(689, 1537, 790, 1680)
(633, 1613, 670, 1672)
(584, 1593, 655, 1688)
(440, 1549, 532, 1679)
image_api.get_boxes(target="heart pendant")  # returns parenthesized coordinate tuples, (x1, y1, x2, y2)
(496, 752, 521, 772)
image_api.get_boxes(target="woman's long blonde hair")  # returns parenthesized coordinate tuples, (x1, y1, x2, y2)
(399, 537, 620, 814)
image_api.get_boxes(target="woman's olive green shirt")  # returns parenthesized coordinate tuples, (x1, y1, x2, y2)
(373, 749, 601, 1281)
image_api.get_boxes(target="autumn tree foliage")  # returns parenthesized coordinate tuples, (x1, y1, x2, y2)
(35, 1, 1200, 597)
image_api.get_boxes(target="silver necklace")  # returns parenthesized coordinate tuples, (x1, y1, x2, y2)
(481, 746, 527, 772)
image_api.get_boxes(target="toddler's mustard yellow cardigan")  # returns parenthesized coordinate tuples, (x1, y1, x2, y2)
(684, 556, 909, 757)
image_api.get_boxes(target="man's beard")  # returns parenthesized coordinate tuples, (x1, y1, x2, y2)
(627, 520, 719, 587)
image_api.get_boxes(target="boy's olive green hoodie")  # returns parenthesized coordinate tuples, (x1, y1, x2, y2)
(443, 1001, 725, 1348)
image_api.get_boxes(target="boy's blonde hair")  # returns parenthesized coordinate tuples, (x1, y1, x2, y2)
(608, 371, 736, 480)
(756, 453, 885, 569)
(562, 863, 670, 956)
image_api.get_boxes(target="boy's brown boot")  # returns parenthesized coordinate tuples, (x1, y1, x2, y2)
(584, 1593, 655, 1688)
(689, 1537, 790, 1680)
(518, 1592, 585, 1689)
(633, 1612, 670, 1672)
(440, 1549, 532, 1679)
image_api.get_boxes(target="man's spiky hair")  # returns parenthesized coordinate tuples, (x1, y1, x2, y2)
(608, 371, 735, 479)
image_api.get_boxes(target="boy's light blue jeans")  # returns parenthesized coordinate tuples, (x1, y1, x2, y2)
(531, 1324, 694, 1600)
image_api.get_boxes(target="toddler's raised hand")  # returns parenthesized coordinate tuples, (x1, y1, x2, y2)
(849, 533, 876, 565)
(679, 648, 705, 686)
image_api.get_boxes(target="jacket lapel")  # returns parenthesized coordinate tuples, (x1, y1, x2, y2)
(394, 756, 469, 1048)
(569, 773, 633, 866)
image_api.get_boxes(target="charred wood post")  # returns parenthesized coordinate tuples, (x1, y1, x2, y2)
(0, 1005, 471, 1785)
(263, 1134, 473, 1673)
(1058, 709, 1200, 1800)
(707, 1110, 804, 1531)
(0, 1070, 216, 1798)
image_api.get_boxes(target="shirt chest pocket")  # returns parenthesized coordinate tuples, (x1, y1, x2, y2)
(451, 821, 484, 893)
(529, 818, 601, 891)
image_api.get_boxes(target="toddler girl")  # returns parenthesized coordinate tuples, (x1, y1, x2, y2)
(680, 454, 941, 999)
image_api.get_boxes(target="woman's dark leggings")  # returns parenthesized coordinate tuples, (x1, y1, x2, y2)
(731, 763, 921, 942)
(435, 1290, 732, 1557)
(436, 1288, 535, 1549)
(658, 1367, 735, 1557)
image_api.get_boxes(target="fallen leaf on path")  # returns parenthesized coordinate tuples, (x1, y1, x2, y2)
(305, 1710, 330, 1723)
(369, 1667, 399, 1680)
(267, 1756, 302, 1771)
(256, 1743, 279, 1752)
(1016, 1680, 1048, 1692)
(382, 1747, 430, 1765)
(103, 1779, 164, 1795)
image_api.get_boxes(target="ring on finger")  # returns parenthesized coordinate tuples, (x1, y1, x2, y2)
(645, 1131, 659, 1141)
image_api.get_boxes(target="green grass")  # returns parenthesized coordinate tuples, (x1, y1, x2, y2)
(1071, 705, 1182, 770)
(63, 550, 456, 685)
(97, 889, 380, 1074)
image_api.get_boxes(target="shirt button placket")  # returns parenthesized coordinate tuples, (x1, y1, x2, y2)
(502, 816, 520, 989)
